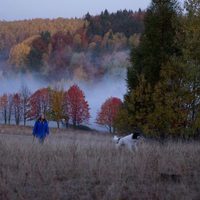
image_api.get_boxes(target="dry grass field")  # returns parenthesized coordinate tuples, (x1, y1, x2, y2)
(0, 125, 200, 200)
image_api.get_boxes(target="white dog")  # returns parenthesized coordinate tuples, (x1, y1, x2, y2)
(113, 133, 142, 152)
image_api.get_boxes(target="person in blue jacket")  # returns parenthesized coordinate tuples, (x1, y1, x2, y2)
(33, 114, 49, 143)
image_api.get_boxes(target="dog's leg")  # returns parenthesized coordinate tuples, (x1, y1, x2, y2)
(127, 143, 133, 152)
(134, 143, 138, 152)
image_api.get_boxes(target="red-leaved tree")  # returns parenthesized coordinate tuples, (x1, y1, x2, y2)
(66, 84, 90, 127)
(96, 97, 122, 133)
(28, 88, 51, 120)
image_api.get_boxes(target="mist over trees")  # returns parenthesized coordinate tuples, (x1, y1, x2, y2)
(116, 0, 200, 139)
(0, 10, 145, 82)
(2, 1, 200, 137)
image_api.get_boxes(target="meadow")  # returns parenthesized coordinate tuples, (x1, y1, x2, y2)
(0, 125, 200, 200)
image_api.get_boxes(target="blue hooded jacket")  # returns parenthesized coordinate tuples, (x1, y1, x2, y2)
(33, 119, 49, 139)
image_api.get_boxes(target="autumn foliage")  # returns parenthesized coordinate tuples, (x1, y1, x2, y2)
(0, 10, 145, 82)
(49, 88, 65, 128)
(0, 85, 91, 128)
(96, 97, 122, 133)
(66, 85, 90, 127)
(27, 88, 51, 120)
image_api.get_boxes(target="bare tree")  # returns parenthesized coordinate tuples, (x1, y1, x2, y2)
(0, 94, 8, 124)
(7, 94, 13, 125)
(13, 93, 22, 125)
(20, 84, 31, 126)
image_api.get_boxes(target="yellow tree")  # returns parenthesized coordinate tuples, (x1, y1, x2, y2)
(49, 87, 65, 128)
(9, 43, 31, 69)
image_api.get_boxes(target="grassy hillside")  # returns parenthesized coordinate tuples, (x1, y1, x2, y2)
(0, 125, 200, 199)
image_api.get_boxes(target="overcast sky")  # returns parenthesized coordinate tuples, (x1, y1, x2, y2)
(0, 0, 152, 21)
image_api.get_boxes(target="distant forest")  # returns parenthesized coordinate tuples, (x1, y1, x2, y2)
(0, 9, 145, 81)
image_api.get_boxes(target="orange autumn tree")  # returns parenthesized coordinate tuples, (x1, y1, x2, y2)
(96, 97, 122, 133)
(66, 85, 90, 127)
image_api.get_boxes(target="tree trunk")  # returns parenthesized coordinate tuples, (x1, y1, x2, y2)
(23, 112, 26, 126)
(113, 126, 116, 134)
(8, 115, 11, 125)
(73, 118, 76, 128)
(109, 126, 112, 133)
(65, 119, 69, 128)
(4, 109, 7, 125)
(57, 121, 60, 129)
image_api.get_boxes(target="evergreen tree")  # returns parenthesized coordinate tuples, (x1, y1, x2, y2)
(128, 0, 182, 89)
(27, 47, 43, 71)
(27, 32, 51, 71)
(40, 31, 51, 45)
(85, 12, 91, 21)
(147, 59, 189, 138)
(183, 0, 200, 136)
(116, 76, 154, 133)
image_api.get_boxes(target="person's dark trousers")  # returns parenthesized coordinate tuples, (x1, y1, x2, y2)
(39, 137, 45, 144)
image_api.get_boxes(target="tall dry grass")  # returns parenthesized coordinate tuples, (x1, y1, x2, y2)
(0, 125, 200, 200)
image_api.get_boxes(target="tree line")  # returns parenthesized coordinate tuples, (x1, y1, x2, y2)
(85, 9, 144, 38)
(115, 0, 200, 139)
(0, 85, 122, 132)
(0, 10, 145, 81)
(8, 29, 131, 81)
